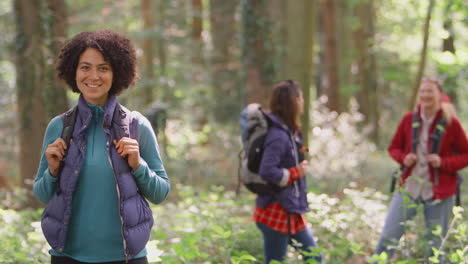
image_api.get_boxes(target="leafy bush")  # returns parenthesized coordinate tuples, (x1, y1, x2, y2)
(0, 208, 49, 264)
(149, 184, 263, 263)
(3, 185, 466, 264)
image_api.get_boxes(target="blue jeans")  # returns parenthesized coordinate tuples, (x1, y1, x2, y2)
(256, 223, 322, 263)
(375, 192, 454, 263)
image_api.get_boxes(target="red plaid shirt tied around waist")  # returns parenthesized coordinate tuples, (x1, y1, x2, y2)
(253, 202, 307, 235)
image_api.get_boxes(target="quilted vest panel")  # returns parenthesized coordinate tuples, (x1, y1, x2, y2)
(41, 95, 154, 259)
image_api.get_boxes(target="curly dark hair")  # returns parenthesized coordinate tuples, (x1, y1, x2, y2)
(56, 29, 138, 95)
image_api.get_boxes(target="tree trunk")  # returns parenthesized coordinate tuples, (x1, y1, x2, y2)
(336, 0, 354, 102)
(45, 0, 69, 117)
(268, 0, 288, 79)
(14, 0, 48, 205)
(366, 1, 379, 144)
(321, 0, 340, 112)
(241, 0, 275, 107)
(352, 0, 380, 143)
(141, 0, 155, 105)
(408, 0, 436, 110)
(155, 0, 167, 76)
(353, 3, 370, 119)
(442, 0, 457, 105)
(316, 5, 325, 97)
(442, 0, 456, 54)
(155, 0, 167, 93)
(285, 0, 317, 147)
(209, 0, 239, 122)
(442, 20, 455, 53)
(191, 0, 203, 66)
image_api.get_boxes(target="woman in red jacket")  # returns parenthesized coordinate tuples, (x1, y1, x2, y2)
(374, 78, 468, 263)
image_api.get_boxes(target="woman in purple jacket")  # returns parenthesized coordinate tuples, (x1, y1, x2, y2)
(254, 80, 322, 263)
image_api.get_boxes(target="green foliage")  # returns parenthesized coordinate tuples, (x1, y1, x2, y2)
(2, 185, 466, 263)
(367, 201, 468, 264)
(0, 208, 49, 264)
(2, 0, 468, 263)
(231, 252, 256, 264)
(148, 184, 263, 263)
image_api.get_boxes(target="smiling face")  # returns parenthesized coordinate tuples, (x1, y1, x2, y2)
(75, 48, 113, 106)
(418, 80, 442, 112)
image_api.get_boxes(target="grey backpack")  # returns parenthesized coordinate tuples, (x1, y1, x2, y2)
(238, 104, 281, 195)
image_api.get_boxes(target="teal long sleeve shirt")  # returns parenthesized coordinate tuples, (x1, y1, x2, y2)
(33, 104, 170, 262)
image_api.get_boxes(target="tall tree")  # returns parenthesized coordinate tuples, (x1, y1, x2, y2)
(191, 0, 203, 66)
(408, 0, 436, 110)
(442, 0, 456, 54)
(315, 6, 325, 97)
(155, 0, 167, 83)
(336, 0, 354, 101)
(209, 0, 239, 122)
(367, 1, 379, 144)
(441, 0, 458, 105)
(268, 0, 287, 79)
(321, 0, 341, 112)
(45, 0, 69, 118)
(14, 0, 48, 197)
(141, 0, 155, 105)
(241, 0, 275, 107)
(353, 0, 379, 143)
(284, 0, 317, 147)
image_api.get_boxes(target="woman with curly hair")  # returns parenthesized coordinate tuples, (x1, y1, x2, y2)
(33, 30, 170, 264)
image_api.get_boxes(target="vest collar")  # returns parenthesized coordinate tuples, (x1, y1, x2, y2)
(77, 94, 118, 129)
(268, 113, 295, 133)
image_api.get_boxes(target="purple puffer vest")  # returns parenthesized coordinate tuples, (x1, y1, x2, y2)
(41, 95, 154, 260)
(257, 114, 309, 214)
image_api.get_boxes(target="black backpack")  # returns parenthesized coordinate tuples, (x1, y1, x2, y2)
(54, 106, 78, 194)
(237, 104, 282, 195)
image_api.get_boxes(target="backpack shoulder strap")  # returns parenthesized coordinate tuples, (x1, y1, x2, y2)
(429, 115, 447, 186)
(412, 110, 447, 154)
(60, 105, 78, 148)
(56, 105, 77, 194)
(430, 116, 447, 154)
(129, 110, 139, 140)
(411, 111, 421, 153)
(114, 103, 139, 140)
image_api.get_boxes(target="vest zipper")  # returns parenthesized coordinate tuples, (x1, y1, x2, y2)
(106, 140, 129, 263)
(290, 132, 300, 198)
